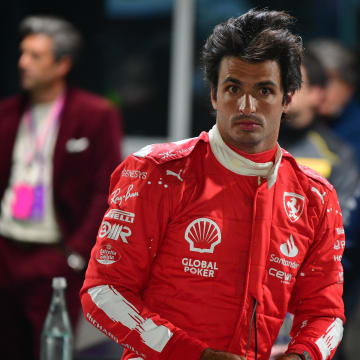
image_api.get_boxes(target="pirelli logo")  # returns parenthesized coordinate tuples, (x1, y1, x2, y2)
(105, 209, 135, 224)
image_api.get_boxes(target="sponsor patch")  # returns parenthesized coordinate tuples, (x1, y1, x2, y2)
(270, 253, 299, 269)
(96, 244, 120, 265)
(283, 192, 305, 222)
(333, 255, 342, 262)
(99, 221, 131, 243)
(105, 209, 135, 224)
(338, 271, 344, 284)
(185, 218, 221, 254)
(121, 169, 147, 180)
(311, 186, 326, 204)
(336, 227, 345, 235)
(334, 240, 345, 250)
(269, 267, 292, 284)
(111, 185, 139, 206)
(159, 146, 195, 160)
(166, 169, 183, 182)
(182, 257, 219, 278)
(280, 234, 298, 258)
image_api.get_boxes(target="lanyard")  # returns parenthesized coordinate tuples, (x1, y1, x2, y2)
(23, 93, 65, 165)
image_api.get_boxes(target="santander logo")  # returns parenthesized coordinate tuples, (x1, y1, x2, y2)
(280, 234, 298, 258)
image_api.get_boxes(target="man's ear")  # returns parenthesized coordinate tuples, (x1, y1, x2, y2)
(210, 86, 217, 110)
(56, 56, 72, 78)
(308, 86, 324, 108)
(283, 92, 293, 113)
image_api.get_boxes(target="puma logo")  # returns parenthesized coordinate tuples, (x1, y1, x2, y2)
(166, 169, 183, 182)
(311, 187, 326, 204)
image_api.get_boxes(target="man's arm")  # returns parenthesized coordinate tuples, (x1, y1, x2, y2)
(284, 186, 345, 360)
(81, 157, 210, 359)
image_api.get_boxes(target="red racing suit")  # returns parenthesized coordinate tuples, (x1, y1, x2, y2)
(81, 126, 345, 360)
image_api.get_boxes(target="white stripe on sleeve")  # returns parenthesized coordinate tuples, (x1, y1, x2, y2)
(88, 285, 173, 352)
(315, 318, 343, 360)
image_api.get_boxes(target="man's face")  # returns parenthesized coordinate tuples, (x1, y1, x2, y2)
(318, 71, 354, 117)
(287, 66, 316, 129)
(18, 33, 66, 92)
(211, 57, 290, 153)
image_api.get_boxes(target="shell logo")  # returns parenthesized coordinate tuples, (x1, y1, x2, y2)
(184, 218, 221, 253)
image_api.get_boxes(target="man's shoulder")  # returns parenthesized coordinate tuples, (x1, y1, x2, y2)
(132, 132, 209, 165)
(281, 148, 334, 191)
(0, 94, 23, 112)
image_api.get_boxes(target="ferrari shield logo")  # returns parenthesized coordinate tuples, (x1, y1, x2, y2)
(283, 192, 305, 222)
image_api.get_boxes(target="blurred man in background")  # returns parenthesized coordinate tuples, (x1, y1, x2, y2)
(0, 15, 122, 359)
(308, 37, 360, 360)
(307, 39, 360, 167)
(279, 51, 359, 228)
(278, 51, 360, 360)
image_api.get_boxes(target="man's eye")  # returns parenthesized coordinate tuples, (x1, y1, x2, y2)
(228, 85, 239, 94)
(260, 87, 272, 95)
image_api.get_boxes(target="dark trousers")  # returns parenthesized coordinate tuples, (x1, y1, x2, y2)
(0, 235, 84, 359)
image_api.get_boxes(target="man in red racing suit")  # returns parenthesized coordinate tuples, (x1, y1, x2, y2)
(81, 126, 344, 359)
(81, 9, 344, 360)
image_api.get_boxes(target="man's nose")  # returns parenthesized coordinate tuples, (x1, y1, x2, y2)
(18, 53, 29, 69)
(238, 94, 256, 115)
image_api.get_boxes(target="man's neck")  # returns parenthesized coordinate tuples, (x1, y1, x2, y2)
(30, 81, 66, 104)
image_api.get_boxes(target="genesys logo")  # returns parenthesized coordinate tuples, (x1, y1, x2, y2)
(185, 218, 221, 254)
(283, 192, 305, 222)
(269, 267, 292, 284)
(121, 169, 147, 180)
(280, 234, 298, 258)
(96, 244, 120, 265)
(99, 221, 131, 243)
(105, 209, 135, 224)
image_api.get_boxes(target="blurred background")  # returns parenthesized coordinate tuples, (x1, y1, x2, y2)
(2, 0, 360, 359)
(2, 0, 360, 156)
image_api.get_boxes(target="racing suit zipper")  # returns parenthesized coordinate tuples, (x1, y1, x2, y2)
(245, 298, 258, 360)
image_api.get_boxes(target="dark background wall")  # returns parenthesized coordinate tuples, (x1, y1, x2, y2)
(1, 0, 360, 137)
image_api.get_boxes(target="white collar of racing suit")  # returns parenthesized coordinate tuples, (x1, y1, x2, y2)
(208, 124, 282, 189)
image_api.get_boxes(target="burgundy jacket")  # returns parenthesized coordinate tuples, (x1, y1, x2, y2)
(0, 88, 122, 270)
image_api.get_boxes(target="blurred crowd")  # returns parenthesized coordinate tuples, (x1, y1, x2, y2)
(0, 10, 360, 360)
(274, 39, 360, 360)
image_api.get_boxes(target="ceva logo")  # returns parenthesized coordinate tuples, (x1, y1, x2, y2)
(280, 234, 298, 258)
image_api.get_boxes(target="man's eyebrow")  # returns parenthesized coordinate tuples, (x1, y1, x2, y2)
(256, 80, 278, 88)
(222, 76, 242, 85)
(222, 77, 278, 88)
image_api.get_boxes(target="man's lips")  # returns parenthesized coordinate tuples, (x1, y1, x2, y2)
(234, 120, 262, 131)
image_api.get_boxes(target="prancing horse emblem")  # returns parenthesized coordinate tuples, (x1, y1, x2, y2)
(283, 192, 305, 222)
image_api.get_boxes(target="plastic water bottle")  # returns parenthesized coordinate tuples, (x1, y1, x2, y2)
(40, 277, 73, 360)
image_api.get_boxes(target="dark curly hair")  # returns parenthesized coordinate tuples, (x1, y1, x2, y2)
(202, 8, 303, 103)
